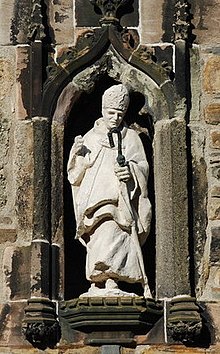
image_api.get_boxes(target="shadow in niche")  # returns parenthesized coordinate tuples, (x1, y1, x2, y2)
(63, 77, 155, 300)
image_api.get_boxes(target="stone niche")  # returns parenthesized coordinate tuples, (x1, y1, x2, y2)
(61, 55, 162, 300)
(53, 60, 166, 347)
(51, 52, 170, 288)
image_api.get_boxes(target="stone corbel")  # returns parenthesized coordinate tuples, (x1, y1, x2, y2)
(23, 298, 61, 350)
(167, 296, 203, 345)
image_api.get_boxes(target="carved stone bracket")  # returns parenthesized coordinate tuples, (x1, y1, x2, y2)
(59, 296, 163, 345)
(23, 298, 61, 350)
(167, 296, 203, 344)
(89, 0, 134, 26)
(172, 0, 194, 42)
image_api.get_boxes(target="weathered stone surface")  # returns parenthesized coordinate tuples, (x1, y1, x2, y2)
(203, 55, 220, 94)
(51, 121, 64, 245)
(0, 1, 14, 45)
(190, 46, 202, 123)
(0, 349, 58, 354)
(206, 303, 220, 343)
(205, 104, 220, 125)
(48, 0, 74, 45)
(132, 344, 220, 353)
(189, 45, 211, 298)
(0, 47, 16, 214)
(208, 199, 220, 220)
(0, 345, 209, 354)
(0, 104, 10, 209)
(0, 229, 17, 244)
(32, 117, 50, 241)
(0, 54, 15, 99)
(10, 0, 31, 44)
(201, 265, 220, 301)
(3, 246, 31, 301)
(15, 45, 31, 120)
(14, 120, 34, 241)
(191, 0, 220, 45)
(212, 165, 220, 180)
(211, 186, 220, 198)
(140, 0, 164, 43)
(189, 124, 208, 296)
(30, 241, 50, 298)
(154, 118, 190, 298)
(59, 349, 100, 354)
(210, 227, 220, 264)
(0, 302, 29, 347)
(101, 346, 120, 354)
(210, 130, 220, 149)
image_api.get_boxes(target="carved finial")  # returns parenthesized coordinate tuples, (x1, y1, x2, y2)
(173, 0, 194, 42)
(89, 0, 134, 26)
(28, 0, 46, 41)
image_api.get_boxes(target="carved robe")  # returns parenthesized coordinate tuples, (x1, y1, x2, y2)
(67, 118, 151, 284)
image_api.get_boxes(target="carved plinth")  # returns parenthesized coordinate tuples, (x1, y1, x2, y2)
(167, 296, 202, 344)
(59, 296, 163, 345)
(23, 298, 61, 350)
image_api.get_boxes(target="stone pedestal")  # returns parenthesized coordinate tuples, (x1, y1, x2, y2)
(59, 297, 163, 346)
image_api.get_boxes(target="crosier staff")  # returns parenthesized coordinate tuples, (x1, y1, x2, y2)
(108, 128, 151, 298)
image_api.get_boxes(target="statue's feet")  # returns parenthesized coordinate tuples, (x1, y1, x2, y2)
(79, 279, 138, 297)
(105, 278, 118, 290)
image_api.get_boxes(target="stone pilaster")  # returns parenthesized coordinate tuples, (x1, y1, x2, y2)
(23, 116, 61, 347)
(154, 117, 190, 298)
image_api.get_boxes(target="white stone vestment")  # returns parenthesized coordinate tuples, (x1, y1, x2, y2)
(67, 118, 151, 285)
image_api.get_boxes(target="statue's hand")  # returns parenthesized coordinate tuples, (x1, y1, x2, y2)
(73, 135, 84, 155)
(114, 164, 132, 182)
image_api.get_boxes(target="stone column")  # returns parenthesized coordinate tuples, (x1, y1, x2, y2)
(20, 42, 61, 347)
(51, 119, 65, 301)
(154, 116, 204, 346)
(31, 117, 51, 299)
(154, 117, 190, 298)
(23, 116, 61, 349)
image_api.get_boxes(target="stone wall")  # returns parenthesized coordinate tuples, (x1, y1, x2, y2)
(0, 0, 219, 352)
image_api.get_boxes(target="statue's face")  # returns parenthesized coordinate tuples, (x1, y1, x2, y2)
(102, 107, 126, 130)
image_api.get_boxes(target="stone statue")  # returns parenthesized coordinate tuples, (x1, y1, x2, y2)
(67, 84, 152, 297)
